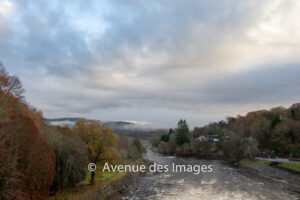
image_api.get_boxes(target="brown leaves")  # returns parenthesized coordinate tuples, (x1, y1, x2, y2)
(0, 64, 55, 200)
(0, 113, 55, 200)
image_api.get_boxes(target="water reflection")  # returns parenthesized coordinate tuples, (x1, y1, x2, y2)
(124, 149, 300, 200)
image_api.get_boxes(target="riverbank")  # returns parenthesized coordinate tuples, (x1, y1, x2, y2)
(278, 162, 300, 173)
(155, 146, 300, 174)
(77, 159, 153, 200)
(153, 147, 223, 160)
(239, 159, 300, 186)
(49, 159, 152, 200)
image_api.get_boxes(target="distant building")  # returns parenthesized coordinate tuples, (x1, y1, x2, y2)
(196, 135, 219, 145)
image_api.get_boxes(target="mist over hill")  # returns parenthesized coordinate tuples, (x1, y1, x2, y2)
(47, 118, 155, 139)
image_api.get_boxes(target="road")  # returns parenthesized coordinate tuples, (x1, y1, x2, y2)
(255, 157, 300, 164)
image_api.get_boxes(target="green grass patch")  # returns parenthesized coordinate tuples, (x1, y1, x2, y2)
(240, 159, 271, 165)
(151, 147, 159, 152)
(279, 163, 300, 172)
(84, 168, 125, 182)
(50, 164, 126, 200)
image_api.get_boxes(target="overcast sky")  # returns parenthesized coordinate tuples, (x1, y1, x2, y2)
(1, 0, 300, 128)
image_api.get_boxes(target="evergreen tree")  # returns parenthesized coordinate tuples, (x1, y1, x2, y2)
(175, 119, 190, 145)
(133, 137, 143, 154)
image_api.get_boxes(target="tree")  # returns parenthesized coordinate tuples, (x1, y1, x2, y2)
(221, 131, 243, 162)
(271, 114, 281, 129)
(191, 137, 210, 154)
(0, 114, 55, 200)
(226, 116, 236, 124)
(117, 135, 130, 159)
(175, 119, 190, 146)
(290, 103, 300, 120)
(289, 143, 300, 158)
(0, 63, 24, 99)
(168, 133, 177, 154)
(0, 63, 9, 90)
(150, 130, 163, 148)
(159, 141, 168, 154)
(0, 65, 55, 199)
(44, 126, 88, 193)
(6, 76, 25, 99)
(124, 137, 145, 160)
(270, 120, 300, 156)
(250, 117, 271, 150)
(132, 137, 143, 154)
(128, 145, 140, 159)
(241, 137, 259, 158)
(73, 119, 120, 185)
(271, 122, 291, 156)
(160, 134, 170, 142)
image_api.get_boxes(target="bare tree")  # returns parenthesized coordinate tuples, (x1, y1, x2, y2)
(6, 76, 25, 99)
(0, 63, 25, 99)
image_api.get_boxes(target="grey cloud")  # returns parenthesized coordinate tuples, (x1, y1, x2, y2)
(1, 0, 300, 127)
(200, 63, 300, 105)
(1, 0, 93, 76)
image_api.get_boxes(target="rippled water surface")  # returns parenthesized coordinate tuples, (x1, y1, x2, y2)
(124, 149, 300, 200)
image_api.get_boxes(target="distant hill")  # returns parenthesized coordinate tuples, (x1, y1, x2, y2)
(47, 118, 153, 139)
(48, 117, 82, 122)
(48, 117, 133, 128)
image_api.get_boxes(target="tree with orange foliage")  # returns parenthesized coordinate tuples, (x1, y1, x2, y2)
(0, 63, 55, 200)
(73, 119, 120, 185)
(0, 111, 55, 200)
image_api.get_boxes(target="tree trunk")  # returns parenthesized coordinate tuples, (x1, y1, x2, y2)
(90, 171, 95, 185)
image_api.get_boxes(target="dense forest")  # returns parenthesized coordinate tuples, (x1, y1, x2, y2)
(151, 106, 300, 162)
(0, 63, 145, 200)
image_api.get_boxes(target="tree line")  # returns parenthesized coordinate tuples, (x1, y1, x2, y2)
(151, 105, 300, 162)
(0, 63, 144, 200)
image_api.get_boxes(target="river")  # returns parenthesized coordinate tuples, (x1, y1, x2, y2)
(124, 149, 300, 200)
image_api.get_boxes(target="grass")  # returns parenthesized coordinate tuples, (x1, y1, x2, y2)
(240, 159, 271, 165)
(84, 168, 126, 182)
(49, 165, 127, 200)
(151, 147, 159, 152)
(238, 159, 270, 174)
(279, 163, 300, 172)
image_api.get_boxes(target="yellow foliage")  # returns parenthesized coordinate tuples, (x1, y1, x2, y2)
(73, 119, 120, 164)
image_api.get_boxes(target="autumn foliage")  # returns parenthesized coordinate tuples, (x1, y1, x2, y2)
(0, 114, 55, 199)
(0, 64, 55, 200)
(73, 119, 120, 185)
(0, 63, 143, 199)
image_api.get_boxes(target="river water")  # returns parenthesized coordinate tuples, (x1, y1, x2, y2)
(124, 149, 300, 200)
